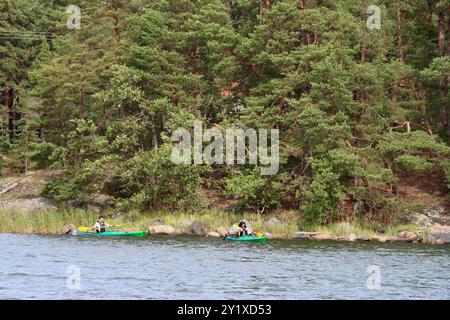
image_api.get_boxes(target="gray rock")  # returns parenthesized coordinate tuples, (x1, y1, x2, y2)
(206, 231, 220, 237)
(422, 205, 450, 226)
(175, 229, 191, 236)
(311, 232, 333, 240)
(357, 234, 370, 241)
(384, 236, 412, 243)
(190, 220, 210, 236)
(430, 216, 450, 226)
(421, 233, 436, 244)
(216, 227, 228, 237)
(148, 225, 176, 235)
(412, 213, 432, 228)
(431, 232, 450, 244)
(292, 232, 312, 240)
(0, 181, 19, 194)
(398, 231, 417, 238)
(347, 233, 357, 241)
(372, 234, 416, 243)
(423, 205, 445, 217)
(336, 234, 358, 241)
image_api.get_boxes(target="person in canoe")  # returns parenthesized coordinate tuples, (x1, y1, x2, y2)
(228, 220, 254, 238)
(91, 215, 115, 233)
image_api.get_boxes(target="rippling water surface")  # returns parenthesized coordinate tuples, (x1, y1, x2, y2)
(0, 233, 449, 299)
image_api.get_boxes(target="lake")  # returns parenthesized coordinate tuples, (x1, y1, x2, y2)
(0, 233, 449, 299)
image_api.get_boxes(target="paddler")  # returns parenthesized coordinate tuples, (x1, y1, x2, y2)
(91, 215, 114, 233)
(237, 220, 253, 236)
(228, 220, 254, 237)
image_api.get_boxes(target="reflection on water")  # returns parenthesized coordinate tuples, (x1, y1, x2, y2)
(0, 234, 449, 299)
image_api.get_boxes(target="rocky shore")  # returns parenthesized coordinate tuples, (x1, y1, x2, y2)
(2, 172, 449, 244)
(143, 222, 450, 244)
(141, 206, 450, 245)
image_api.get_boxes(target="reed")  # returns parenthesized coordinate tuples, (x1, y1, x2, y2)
(0, 207, 419, 238)
(0, 208, 99, 234)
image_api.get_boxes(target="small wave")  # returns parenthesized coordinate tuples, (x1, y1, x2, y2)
(4, 272, 28, 277)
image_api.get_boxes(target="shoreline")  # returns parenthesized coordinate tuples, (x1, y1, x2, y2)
(0, 207, 448, 245)
(0, 228, 447, 245)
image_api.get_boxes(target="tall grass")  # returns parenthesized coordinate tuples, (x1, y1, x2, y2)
(0, 208, 99, 234)
(301, 220, 419, 237)
(0, 207, 419, 237)
(301, 222, 376, 236)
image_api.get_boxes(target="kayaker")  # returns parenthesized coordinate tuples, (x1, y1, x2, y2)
(227, 220, 254, 238)
(91, 215, 114, 233)
(238, 220, 252, 237)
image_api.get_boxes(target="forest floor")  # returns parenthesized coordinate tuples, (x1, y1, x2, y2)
(396, 169, 450, 209)
(0, 169, 61, 200)
(1, 168, 449, 205)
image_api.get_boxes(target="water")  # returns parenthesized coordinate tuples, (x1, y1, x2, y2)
(0, 233, 449, 299)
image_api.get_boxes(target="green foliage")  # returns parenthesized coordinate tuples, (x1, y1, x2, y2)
(301, 164, 344, 224)
(114, 144, 207, 210)
(1, 0, 450, 222)
(378, 131, 450, 174)
(224, 169, 287, 209)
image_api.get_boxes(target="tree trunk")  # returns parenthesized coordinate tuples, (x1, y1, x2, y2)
(438, 6, 447, 132)
(79, 85, 85, 119)
(260, 0, 270, 18)
(113, 14, 121, 44)
(447, 8, 450, 134)
(438, 8, 445, 57)
(360, 46, 366, 64)
(39, 123, 46, 142)
(396, 1, 404, 64)
(2, 87, 10, 140)
(417, 87, 433, 135)
(300, 0, 305, 10)
(392, 1, 404, 112)
(448, 7, 450, 56)
(10, 88, 18, 142)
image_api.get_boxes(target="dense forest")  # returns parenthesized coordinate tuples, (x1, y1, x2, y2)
(1, 0, 449, 224)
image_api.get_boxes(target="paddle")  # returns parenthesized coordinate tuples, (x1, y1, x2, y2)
(77, 224, 129, 232)
(223, 231, 264, 240)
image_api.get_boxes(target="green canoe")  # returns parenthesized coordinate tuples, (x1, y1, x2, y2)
(75, 230, 146, 238)
(225, 235, 268, 243)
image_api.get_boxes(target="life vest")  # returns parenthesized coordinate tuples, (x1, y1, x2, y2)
(96, 221, 106, 233)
